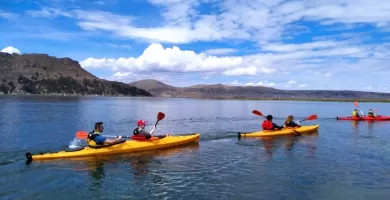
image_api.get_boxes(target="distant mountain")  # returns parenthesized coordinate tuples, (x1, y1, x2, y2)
(129, 79, 390, 101)
(0, 52, 151, 96)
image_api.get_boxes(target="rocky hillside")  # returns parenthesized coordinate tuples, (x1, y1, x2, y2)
(0, 52, 151, 96)
(129, 79, 390, 101)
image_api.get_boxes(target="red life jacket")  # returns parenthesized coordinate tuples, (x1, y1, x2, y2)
(262, 120, 273, 130)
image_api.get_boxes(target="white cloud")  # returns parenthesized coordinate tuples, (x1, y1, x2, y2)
(26, 7, 72, 19)
(262, 41, 343, 52)
(288, 80, 297, 85)
(325, 72, 332, 76)
(1, 46, 21, 54)
(113, 72, 132, 77)
(0, 10, 19, 20)
(204, 48, 237, 55)
(229, 80, 276, 87)
(81, 43, 279, 76)
(23, 0, 390, 44)
(298, 84, 308, 87)
(223, 66, 261, 76)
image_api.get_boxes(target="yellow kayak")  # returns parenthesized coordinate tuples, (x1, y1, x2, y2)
(238, 125, 319, 138)
(26, 134, 200, 161)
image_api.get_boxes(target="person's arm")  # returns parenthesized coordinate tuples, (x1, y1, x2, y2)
(105, 136, 122, 144)
(293, 121, 301, 127)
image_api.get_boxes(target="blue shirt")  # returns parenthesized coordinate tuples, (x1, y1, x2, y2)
(94, 135, 107, 144)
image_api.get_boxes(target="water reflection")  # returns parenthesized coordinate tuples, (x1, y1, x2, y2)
(352, 120, 379, 136)
(88, 159, 105, 191)
(125, 143, 200, 176)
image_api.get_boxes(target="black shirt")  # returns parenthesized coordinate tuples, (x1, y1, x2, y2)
(133, 127, 151, 139)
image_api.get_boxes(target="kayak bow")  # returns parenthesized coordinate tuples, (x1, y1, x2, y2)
(26, 134, 200, 161)
(238, 125, 319, 138)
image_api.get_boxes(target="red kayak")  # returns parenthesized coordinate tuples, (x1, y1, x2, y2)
(337, 116, 390, 121)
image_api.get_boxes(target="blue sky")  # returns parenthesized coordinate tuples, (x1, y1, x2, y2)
(1, 0, 390, 92)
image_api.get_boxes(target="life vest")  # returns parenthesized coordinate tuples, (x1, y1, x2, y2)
(87, 130, 101, 144)
(262, 120, 273, 130)
(352, 110, 357, 117)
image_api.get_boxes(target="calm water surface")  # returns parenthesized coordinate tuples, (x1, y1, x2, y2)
(1, 96, 390, 200)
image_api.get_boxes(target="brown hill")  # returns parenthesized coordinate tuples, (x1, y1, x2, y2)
(0, 52, 151, 96)
(129, 79, 390, 101)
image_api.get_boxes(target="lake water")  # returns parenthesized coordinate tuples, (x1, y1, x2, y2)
(1, 96, 390, 200)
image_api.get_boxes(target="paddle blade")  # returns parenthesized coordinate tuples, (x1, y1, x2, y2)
(252, 110, 263, 116)
(306, 114, 318, 121)
(157, 112, 165, 121)
(353, 101, 358, 107)
(76, 131, 89, 139)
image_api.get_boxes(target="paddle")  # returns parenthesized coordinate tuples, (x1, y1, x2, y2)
(155, 112, 165, 127)
(75, 112, 166, 140)
(252, 110, 317, 136)
(76, 131, 132, 140)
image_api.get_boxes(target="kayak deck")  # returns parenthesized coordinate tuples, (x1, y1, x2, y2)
(26, 134, 200, 161)
(238, 125, 319, 138)
(336, 116, 390, 121)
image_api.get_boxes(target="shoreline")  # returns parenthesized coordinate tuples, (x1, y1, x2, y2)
(1, 93, 390, 102)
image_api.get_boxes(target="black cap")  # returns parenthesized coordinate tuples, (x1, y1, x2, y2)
(266, 115, 273, 120)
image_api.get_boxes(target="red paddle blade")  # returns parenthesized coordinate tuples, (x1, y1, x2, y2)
(252, 110, 263, 116)
(157, 112, 165, 121)
(76, 131, 89, 139)
(353, 101, 358, 107)
(306, 114, 318, 120)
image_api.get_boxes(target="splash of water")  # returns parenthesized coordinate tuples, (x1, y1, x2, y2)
(68, 138, 85, 148)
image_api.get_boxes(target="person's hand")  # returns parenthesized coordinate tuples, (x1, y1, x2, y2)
(118, 136, 122, 139)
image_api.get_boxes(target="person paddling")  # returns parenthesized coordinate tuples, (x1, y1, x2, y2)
(352, 109, 362, 118)
(262, 115, 283, 130)
(88, 122, 122, 145)
(283, 115, 301, 128)
(133, 120, 167, 139)
(367, 109, 377, 117)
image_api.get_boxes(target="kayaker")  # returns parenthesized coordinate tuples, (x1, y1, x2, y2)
(283, 115, 301, 128)
(367, 109, 377, 117)
(352, 109, 361, 118)
(262, 115, 283, 130)
(133, 120, 167, 139)
(88, 122, 122, 145)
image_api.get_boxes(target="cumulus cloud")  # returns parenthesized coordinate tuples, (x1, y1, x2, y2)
(80, 43, 276, 76)
(1, 46, 21, 54)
